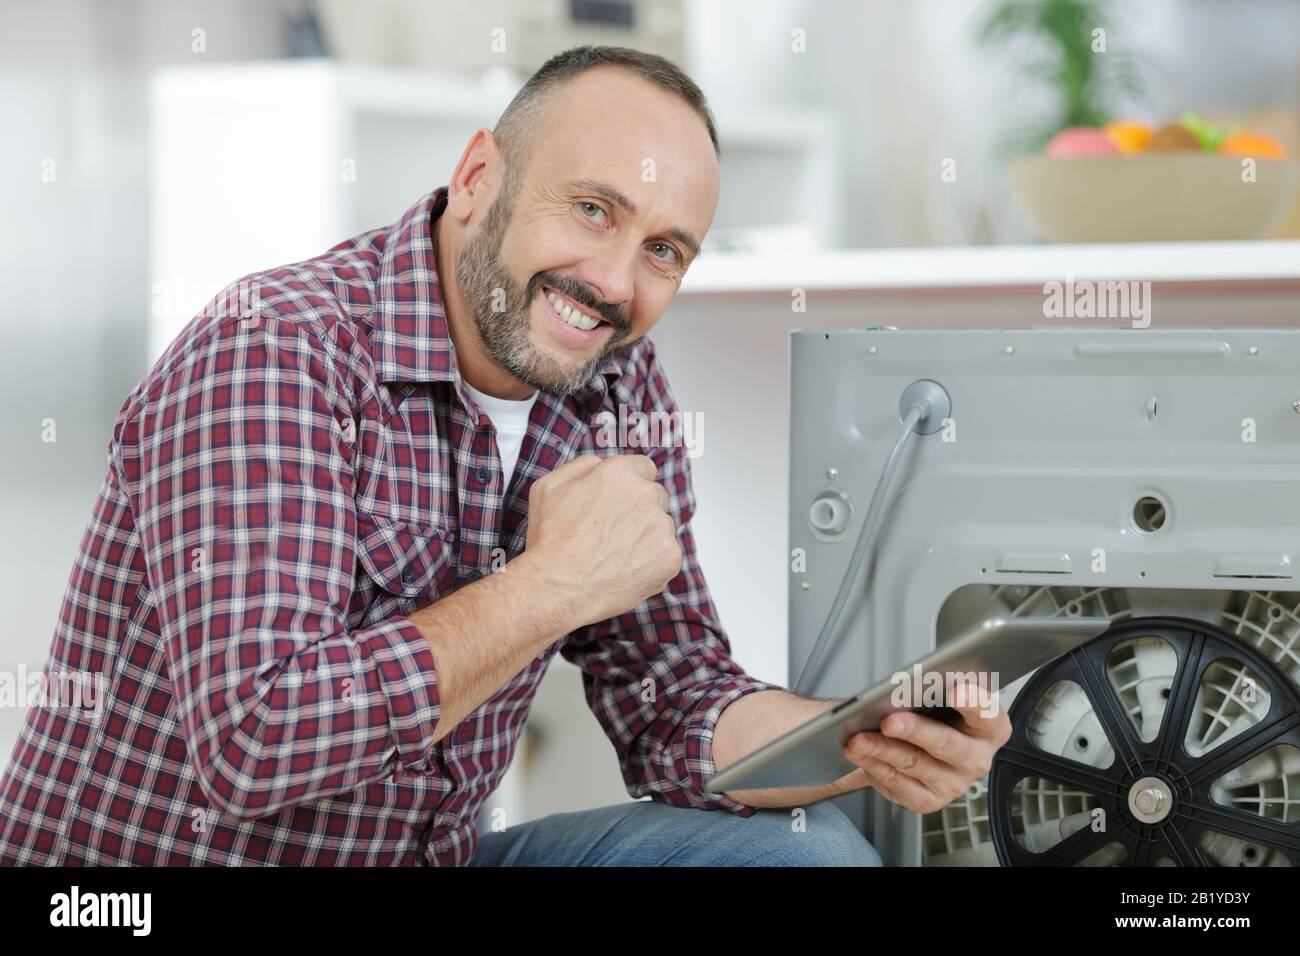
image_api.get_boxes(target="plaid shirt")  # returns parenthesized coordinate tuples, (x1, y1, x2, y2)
(0, 187, 779, 866)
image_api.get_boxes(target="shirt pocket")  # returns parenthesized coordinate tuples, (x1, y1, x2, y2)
(354, 510, 457, 622)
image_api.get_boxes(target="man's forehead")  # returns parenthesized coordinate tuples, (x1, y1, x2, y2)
(528, 73, 719, 238)
(537, 73, 716, 169)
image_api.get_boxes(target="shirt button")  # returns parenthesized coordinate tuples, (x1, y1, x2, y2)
(476, 467, 492, 484)
(402, 566, 415, 585)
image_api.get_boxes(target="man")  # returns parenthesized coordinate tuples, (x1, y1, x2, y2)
(0, 45, 1009, 867)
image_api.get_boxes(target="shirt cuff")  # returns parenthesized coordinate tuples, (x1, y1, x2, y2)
(355, 614, 441, 773)
(682, 677, 782, 816)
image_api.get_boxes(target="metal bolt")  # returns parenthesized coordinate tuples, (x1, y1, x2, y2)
(826, 467, 839, 480)
(1005, 345, 1015, 355)
(1128, 775, 1174, 824)
(1250, 346, 1260, 355)
(869, 345, 878, 355)
(800, 582, 811, 590)
(1293, 401, 1300, 414)
(1134, 787, 1164, 815)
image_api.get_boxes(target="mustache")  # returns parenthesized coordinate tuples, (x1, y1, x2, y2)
(534, 274, 630, 332)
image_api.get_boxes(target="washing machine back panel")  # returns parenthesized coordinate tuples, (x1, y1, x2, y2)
(788, 329, 1300, 863)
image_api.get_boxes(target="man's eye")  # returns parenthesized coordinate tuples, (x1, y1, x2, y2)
(648, 242, 679, 264)
(578, 201, 606, 223)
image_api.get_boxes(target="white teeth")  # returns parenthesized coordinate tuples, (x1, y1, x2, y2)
(546, 290, 600, 331)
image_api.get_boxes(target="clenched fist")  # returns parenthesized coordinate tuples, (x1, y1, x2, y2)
(524, 453, 683, 630)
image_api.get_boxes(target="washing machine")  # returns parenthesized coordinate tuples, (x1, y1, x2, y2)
(789, 328, 1300, 867)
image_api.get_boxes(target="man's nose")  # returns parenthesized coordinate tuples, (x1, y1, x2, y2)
(578, 239, 638, 315)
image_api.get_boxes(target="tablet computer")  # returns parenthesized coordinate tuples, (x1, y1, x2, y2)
(704, 615, 1111, 794)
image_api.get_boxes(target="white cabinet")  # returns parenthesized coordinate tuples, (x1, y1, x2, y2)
(149, 58, 840, 360)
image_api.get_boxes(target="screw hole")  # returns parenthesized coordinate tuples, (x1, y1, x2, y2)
(1133, 496, 1167, 533)
(1075, 736, 1089, 750)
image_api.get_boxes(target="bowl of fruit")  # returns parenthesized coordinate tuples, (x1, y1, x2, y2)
(1009, 115, 1298, 242)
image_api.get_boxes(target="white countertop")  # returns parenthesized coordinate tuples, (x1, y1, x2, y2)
(680, 241, 1300, 293)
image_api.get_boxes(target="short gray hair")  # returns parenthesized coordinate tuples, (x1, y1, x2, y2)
(492, 45, 720, 197)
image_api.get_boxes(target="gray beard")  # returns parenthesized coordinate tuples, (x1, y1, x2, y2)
(455, 186, 636, 397)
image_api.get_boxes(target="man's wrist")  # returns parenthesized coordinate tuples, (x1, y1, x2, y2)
(504, 550, 582, 645)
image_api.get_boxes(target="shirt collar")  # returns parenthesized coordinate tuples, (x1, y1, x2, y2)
(367, 187, 624, 412)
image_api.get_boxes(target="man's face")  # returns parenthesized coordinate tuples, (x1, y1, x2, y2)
(455, 68, 720, 396)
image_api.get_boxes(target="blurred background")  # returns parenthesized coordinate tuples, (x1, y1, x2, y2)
(2, 0, 1298, 830)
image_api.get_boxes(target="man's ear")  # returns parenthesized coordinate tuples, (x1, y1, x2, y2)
(445, 128, 501, 223)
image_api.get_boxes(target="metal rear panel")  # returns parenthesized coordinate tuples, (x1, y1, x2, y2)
(788, 329, 1300, 865)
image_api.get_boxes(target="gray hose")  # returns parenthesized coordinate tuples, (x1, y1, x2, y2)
(792, 403, 928, 695)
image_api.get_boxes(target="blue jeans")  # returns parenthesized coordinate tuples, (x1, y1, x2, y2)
(467, 798, 882, 866)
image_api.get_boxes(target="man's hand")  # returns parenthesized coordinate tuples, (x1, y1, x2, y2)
(840, 675, 1013, 814)
(523, 453, 682, 631)
(411, 452, 680, 741)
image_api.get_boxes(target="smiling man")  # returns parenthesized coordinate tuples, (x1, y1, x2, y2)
(0, 46, 1009, 867)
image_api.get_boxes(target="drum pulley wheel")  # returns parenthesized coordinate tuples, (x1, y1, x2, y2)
(990, 616, 1300, 866)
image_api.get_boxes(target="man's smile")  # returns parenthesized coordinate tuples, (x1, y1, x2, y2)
(537, 284, 615, 349)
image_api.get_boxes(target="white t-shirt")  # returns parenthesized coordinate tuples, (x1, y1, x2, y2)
(460, 379, 539, 490)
